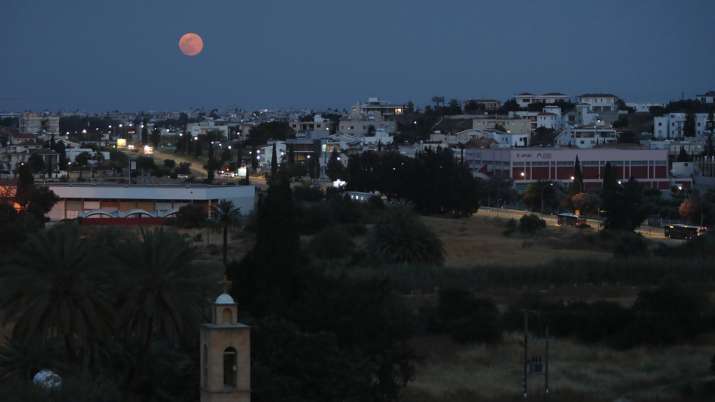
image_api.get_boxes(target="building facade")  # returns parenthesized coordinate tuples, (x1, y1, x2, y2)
(463, 147, 686, 191)
(19, 112, 60, 135)
(472, 116, 531, 135)
(46, 184, 256, 221)
(514, 93, 569, 108)
(696, 91, 715, 104)
(578, 94, 619, 112)
(653, 113, 711, 139)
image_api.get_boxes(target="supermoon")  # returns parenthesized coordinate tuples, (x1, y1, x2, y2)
(179, 33, 204, 56)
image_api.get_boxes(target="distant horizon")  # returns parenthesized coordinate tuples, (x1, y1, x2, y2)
(1, 89, 710, 115)
(3, 0, 715, 113)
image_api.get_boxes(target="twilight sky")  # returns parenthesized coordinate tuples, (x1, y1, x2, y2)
(2, 0, 714, 112)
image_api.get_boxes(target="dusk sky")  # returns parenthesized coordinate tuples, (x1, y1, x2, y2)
(2, 0, 714, 112)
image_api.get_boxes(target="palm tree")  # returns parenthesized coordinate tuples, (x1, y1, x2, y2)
(113, 228, 211, 349)
(0, 224, 111, 363)
(212, 200, 241, 267)
(0, 337, 62, 382)
(112, 228, 213, 395)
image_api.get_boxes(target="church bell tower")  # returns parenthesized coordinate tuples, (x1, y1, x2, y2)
(200, 291, 251, 402)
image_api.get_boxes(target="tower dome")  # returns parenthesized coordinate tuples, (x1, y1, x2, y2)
(215, 292, 235, 305)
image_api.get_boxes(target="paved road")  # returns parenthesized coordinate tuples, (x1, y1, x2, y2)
(147, 149, 269, 188)
(476, 207, 667, 240)
(150, 149, 207, 176)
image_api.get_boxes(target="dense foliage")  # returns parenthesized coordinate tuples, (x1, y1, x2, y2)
(347, 149, 482, 216)
(367, 208, 445, 265)
(0, 225, 215, 402)
(227, 171, 416, 402)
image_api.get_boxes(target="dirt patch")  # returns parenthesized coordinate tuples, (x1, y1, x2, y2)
(422, 216, 611, 268)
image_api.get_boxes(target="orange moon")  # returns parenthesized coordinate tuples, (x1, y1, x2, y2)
(179, 32, 204, 56)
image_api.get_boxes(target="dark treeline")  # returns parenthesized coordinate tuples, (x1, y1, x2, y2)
(227, 171, 416, 402)
(345, 149, 482, 217)
(419, 282, 715, 349)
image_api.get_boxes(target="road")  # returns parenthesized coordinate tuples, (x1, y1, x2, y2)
(147, 149, 268, 188)
(476, 206, 667, 240)
(150, 149, 207, 176)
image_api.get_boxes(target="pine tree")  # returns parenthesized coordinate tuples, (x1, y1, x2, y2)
(601, 162, 618, 193)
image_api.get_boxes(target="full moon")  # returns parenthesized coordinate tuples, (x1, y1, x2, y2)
(179, 33, 204, 56)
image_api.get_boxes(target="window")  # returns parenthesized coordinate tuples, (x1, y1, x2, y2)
(222, 308, 233, 324)
(223, 347, 238, 388)
(203, 344, 208, 387)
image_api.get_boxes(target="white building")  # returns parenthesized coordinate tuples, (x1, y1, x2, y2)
(19, 112, 60, 135)
(543, 105, 562, 116)
(473, 116, 531, 135)
(514, 92, 569, 108)
(352, 97, 405, 121)
(558, 125, 618, 149)
(289, 114, 332, 135)
(626, 102, 664, 113)
(46, 183, 255, 221)
(338, 116, 396, 137)
(578, 94, 619, 112)
(573, 104, 600, 126)
(360, 128, 394, 146)
(186, 120, 230, 138)
(696, 91, 715, 104)
(653, 113, 710, 139)
(537, 113, 560, 130)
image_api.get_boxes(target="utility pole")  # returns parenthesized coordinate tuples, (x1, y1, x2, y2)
(523, 311, 528, 399)
(545, 325, 550, 397)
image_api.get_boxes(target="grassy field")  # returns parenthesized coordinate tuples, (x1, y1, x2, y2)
(422, 215, 611, 268)
(407, 216, 715, 401)
(404, 334, 715, 402)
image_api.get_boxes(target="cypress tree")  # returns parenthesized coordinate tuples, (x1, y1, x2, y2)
(207, 142, 215, 183)
(229, 169, 300, 316)
(684, 112, 696, 137)
(570, 156, 584, 194)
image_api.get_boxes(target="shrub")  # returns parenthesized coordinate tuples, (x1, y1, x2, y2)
(296, 204, 333, 235)
(519, 214, 546, 234)
(293, 185, 323, 203)
(503, 218, 517, 236)
(329, 197, 364, 224)
(175, 204, 206, 228)
(367, 208, 444, 265)
(308, 226, 355, 260)
(611, 230, 649, 258)
(435, 288, 501, 343)
(622, 283, 710, 346)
